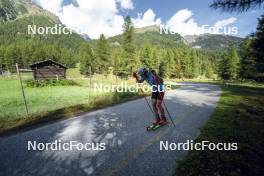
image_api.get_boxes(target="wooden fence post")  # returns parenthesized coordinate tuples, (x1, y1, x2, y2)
(89, 66, 92, 88)
(16, 63, 29, 117)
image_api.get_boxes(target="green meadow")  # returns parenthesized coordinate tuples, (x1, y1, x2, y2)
(0, 70, 141, 133)
(0, 78, 105, 118)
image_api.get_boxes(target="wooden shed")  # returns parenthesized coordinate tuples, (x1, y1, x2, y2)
(0, 64, 4, 75)
(30, 60, 67, 80)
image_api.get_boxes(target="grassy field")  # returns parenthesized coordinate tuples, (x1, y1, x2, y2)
(176, 84, 264, 176)
(0, 78, 106, 118)
(0, 70, 143, 134)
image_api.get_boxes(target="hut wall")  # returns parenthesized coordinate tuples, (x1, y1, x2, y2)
(34, 65, 66, 80)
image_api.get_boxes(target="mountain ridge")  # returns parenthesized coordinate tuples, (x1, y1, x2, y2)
(0, 0, 60, 23)
(0, 0, 86, 50)
(184, 33, 243, 50)
(101, 24, 243, 50)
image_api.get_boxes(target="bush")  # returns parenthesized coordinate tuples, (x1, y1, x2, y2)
(25, 79, 78, 87)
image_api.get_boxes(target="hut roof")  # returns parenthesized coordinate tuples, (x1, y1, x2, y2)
(30, 59, 67, 69)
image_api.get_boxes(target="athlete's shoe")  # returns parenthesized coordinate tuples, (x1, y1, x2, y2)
(159, 118, 168, 125)
(153, 119, 161, 125)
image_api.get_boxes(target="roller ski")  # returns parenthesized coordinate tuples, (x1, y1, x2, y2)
(147, 120, 168, 131)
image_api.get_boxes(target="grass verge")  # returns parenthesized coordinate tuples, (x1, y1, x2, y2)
(0, 91, 144, 136)
(0, 75, 178, 135)
(176, 85, 264, 176)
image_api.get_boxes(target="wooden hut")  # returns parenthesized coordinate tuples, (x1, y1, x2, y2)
(0, 64, 3, 75)
(30, 60, 67, 80)
(0, 64, 8, 76)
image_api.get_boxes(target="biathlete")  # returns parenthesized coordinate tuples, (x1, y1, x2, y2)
(133, 67, 167, 125)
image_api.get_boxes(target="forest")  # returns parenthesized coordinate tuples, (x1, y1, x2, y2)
(0, 0, 263, 82)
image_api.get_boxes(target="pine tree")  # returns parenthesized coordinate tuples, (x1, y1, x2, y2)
(49, 44, 62, 62)
(151, 47, 159, 71)
(32, 45, 48, 63)
(190, 50, 199, 78)
(4, 45, 21, 72)
(158, 49, 171, 78)
(219, 53, 232, 80)
(173, 48, 182, 78)
(96, 34, 110, 74)
(181, 48, 192, 78)
(219, 46, 239, 80)
(123, 16, 136, 73)
(205, 60, 214, 78)
(111, 48, 122, 73)
(133, 49, 140, 72)
(158, 60, 168, 78)
(210, 0, 264, 13)
(20, 44, 32, 68)
(239, 38, 256, 79)
(229, 45, 240, 79)
(60, 48, 74, 67)
(166, 49, 176, 78)
(79, 43, 94, 76)
(251, 14, 264, 81)
(140, 45, 153, 69)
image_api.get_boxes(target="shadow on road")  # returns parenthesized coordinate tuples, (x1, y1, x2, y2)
(0, 83, 221, 176)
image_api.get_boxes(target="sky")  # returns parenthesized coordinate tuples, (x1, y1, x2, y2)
(32, 0, 263, 39)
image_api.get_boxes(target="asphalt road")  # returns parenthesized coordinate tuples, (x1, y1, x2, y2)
(0, 83, 221, 176)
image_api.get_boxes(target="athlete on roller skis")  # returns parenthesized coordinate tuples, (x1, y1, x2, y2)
(133, 67, 168, 129)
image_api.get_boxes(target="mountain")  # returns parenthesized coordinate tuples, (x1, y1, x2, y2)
(0, 0, 86, 50)
(91, 25, 242, 51)
(0, 0, 59, 22)
(0, 0, 26, 21)
(184, 34, 243, 50)
(134, 25, 160, 33)
(0, 0, 90, 69)
(103, 25, 186, 48)
(81, 33, 91, 41)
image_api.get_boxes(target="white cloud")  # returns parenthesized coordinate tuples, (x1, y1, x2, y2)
(34, 0, 127, 39)
(33, 1, 239, 38)
(117, 0, 134, 10)
(133, 9, 161, 28)
(59, 3, 124, 39)
(166, 9, 204, 36)
(214, 17, 237, 27)
(33, 0, 63, 14)
(166, 9, 237, 36)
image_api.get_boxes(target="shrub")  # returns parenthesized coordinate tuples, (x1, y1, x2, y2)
(25, 79, 78, 87)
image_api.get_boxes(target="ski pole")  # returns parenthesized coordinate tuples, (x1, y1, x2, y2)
(138, 86, 155, 116)
(161, 97, 175, 127)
